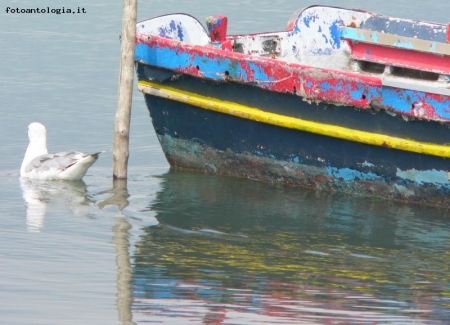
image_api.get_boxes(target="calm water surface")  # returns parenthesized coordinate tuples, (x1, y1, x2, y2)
(1, 0, 449, 324)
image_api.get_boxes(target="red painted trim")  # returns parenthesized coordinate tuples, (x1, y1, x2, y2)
(137, 34, 384, 109)
(447, 23, 450, 43)
(349, 42, 450, 75)
(206, 15, 228, 42)
(136, 34, 450, 122)
(136, 34, 382, 102)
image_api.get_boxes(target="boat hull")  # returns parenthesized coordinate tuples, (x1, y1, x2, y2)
(139, 77, 450, 207)
(135, 6, 450, 207)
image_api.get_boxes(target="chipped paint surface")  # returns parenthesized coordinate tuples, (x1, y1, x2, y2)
(325, 167, 379, 182)
(155, 133, 450, 207)
(135, 37, 450, 122)
(139, 80, 450, 158)
(136, 6, 450, 122)
(136, 14, 210, 45)
(340, 27, 450, 55)
(206, 15, 228, 42)
(341, 27, 450, 75)
(396, 168, 450, 186)
(136, 5, 450, 207)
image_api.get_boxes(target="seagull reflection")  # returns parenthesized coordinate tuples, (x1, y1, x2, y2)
(20, 178, 94, 232)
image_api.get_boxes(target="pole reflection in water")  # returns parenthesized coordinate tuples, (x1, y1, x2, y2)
(99, 179, 135, 325)
(132, 170, 450, 324)
(97, 178, 130, 211)
(113, 216, 135, 325)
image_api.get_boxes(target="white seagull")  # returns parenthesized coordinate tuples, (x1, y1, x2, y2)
(20, 122, 100, 181)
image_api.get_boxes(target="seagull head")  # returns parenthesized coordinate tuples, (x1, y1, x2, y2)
(28, 122, 47, 143)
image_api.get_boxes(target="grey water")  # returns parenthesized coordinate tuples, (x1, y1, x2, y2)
(1, 0, 450, 324)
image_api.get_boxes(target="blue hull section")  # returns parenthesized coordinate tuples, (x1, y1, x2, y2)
(144, 94, 450, 207)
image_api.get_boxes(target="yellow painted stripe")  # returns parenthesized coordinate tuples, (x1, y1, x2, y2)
(138, 80, 450, 158)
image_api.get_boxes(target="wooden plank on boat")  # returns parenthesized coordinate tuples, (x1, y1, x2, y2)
(340, 27, 450, 56)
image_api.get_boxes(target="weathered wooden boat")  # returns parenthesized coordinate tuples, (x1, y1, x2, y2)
(135, 5, 450, 207)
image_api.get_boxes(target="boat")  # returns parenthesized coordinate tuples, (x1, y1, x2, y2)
(134, 5, 450, 207)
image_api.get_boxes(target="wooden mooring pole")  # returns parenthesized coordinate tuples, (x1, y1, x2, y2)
(113, 0, 138, 179)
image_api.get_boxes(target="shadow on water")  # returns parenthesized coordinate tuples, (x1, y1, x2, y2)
(132, 169, 450, 324)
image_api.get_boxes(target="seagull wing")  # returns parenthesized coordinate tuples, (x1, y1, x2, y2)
(26, 151, 86, 173)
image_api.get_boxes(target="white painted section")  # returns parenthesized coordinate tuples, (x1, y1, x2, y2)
(137, 7, 450, 97)
(227, 7, 373, 70)
(286, 7, 370, 70)
(137, 14, 210, 45)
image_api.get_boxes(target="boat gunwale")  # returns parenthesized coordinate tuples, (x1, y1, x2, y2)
(138, 79, 450, 159)
(135, 33, 450, 123)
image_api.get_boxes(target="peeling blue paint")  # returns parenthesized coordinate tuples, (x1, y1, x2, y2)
(302, 14, 317, 28)
(321, 81, 339, 92)
(363, 15, 448, 42)
(136, 40, 450, 120)
(310, 48, 332, 55)
(136, 42, 281, 83)
(326, 167, 378, 181)
(349, 86, 368, 101)
(381, 88, 450, 119)
(393, 40, 414, 49)
(177, 24, 184, 41)
(339, 27, 366, 42)
(156, 20, 184, 41)
(247, 62, 275, 83)
(329, 20, 342, 49)
(396, 168, 450, 186)
(157, 27, 166, 38)
(169, 20, 176, 32)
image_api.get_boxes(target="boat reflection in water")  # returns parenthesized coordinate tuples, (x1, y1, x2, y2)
(133, 170, 450, 324)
